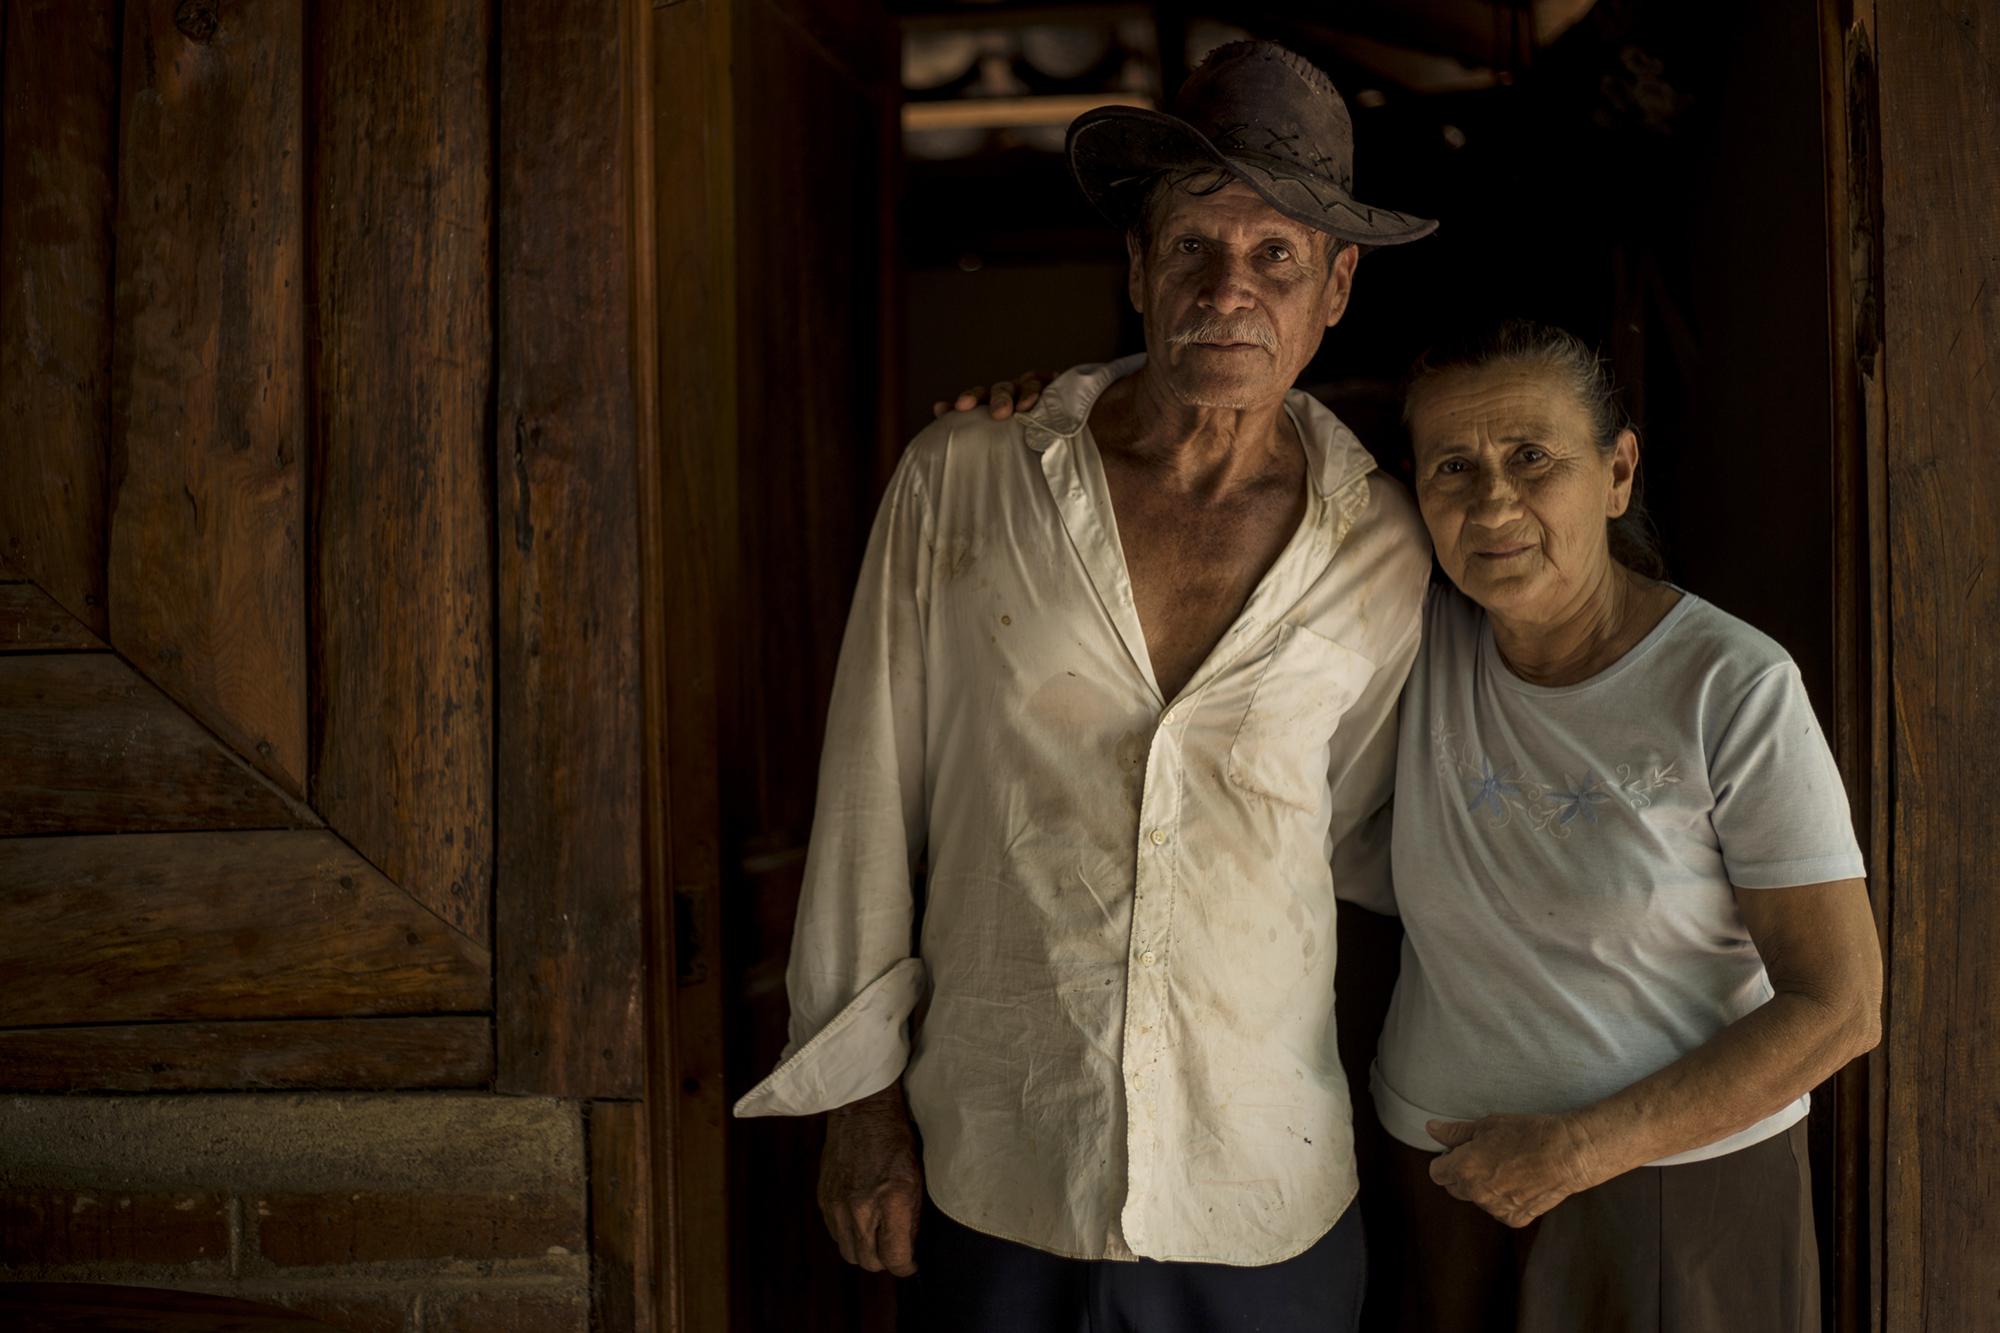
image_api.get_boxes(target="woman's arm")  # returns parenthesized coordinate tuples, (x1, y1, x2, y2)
(1427, 876, 1881, 1227)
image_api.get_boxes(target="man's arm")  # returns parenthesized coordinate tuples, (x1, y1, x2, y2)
(733, 442, 942, 1272)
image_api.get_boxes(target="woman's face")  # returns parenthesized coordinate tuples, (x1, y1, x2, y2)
(1408, 360, 1637, 624)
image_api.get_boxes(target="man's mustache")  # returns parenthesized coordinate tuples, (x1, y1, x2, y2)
(1167, 314, 1277, 351)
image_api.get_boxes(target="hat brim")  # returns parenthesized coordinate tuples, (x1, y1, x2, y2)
(1067, 105, 1438, 247)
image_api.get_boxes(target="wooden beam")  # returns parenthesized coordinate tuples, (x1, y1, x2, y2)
(587, 1100, 656, 1333)
(308, 0, 495, 944)
(0, 1, 118, 637)
(107, 0, 307, 794)
(494, 0, 645, 1098)
(651, 0, 737, 1324)
(0, 653, 311, 836)
(0, 1017, 494, 1092)
(0, 830, 490, 1026)
(0, 582, 108, 652)
(1875, 1, 2000, 1328)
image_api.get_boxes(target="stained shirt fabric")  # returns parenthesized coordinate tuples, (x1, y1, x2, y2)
(1371, 586, 1866, 1165)
(733, 356, 1431, 1265)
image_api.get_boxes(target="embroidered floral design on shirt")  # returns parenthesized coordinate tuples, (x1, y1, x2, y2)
(1546, 772, 1614, 828)
(1435, 715, 1679, 841)
(1614, 760, 1682, 809)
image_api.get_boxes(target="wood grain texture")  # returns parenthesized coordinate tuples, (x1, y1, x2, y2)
(494, 0, 644, 1099)
(587, 1101, 656, 1333)
(726, 9, 897, 1332)
(309, 0, 495, 943)
(0, 0, 118, 636)
(0, 830, 491, 1026)
(0, 582, 107, 651)
(0, 653, 309, 835)
(651, 1, 736, 1326)
(107, 0, 307, 794)
(0, 1017, 494, 1092)
(1877, 1, 2000, 1328)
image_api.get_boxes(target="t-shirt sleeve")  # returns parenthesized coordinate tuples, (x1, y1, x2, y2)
(1707, 662, 1866, 889)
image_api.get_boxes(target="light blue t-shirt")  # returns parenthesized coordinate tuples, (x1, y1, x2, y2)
(1371, 585, 1865, 1165)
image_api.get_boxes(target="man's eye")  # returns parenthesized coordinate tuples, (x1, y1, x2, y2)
(1176, 237, 1202, 254)
(1264, 245, 1292, 261)
(1515, 447, 1548, 465)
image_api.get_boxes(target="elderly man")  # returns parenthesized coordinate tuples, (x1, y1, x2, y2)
(736, 41, 1434, 1332)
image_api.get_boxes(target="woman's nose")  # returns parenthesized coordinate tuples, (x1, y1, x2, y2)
(1469, 469, 1520, 517)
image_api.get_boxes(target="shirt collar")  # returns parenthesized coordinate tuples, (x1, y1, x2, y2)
(1019, 353, 1379, 500)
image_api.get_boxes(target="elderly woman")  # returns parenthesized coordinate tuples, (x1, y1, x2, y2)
(956, 321, 1881, 1332)
(1356, 320, 1882, 1332)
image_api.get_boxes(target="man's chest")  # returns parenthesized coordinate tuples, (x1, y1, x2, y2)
(1104, 477, 1305, 700)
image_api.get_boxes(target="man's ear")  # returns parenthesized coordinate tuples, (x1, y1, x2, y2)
(1126, 230, 1146, 313)
(1607, 428, 1639, 517)
(1322, 242, 1361, 328)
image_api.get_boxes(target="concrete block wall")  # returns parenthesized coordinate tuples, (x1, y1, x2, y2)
(0, 1094, 593, 1332)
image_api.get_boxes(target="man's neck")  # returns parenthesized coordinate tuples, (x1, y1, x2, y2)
(1088, 363, 1301, 496)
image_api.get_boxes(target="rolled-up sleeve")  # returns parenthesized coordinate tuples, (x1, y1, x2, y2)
(734, 445, 937, 1119)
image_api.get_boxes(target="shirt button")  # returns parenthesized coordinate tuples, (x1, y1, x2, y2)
(1140, 949, 1157, 966)
(1149, 828, 1168, 846)
(1162, 706, 1179, 724)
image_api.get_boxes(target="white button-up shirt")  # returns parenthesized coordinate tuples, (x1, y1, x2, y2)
(735, 357, 1430, 1265)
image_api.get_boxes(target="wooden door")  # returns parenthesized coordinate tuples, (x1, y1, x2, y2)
(650, 0, 901, 1327)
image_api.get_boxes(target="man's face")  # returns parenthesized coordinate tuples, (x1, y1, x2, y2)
(1128, 180, 1358, 411)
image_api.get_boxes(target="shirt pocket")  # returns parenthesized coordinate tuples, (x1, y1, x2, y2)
(1225, 622, 1378, 813)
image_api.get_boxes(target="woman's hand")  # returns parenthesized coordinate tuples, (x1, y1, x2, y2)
(1424, 1113, 1603, 1228)
(932, 370, 1051, 421)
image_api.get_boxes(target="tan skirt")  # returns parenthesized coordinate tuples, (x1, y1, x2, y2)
(1367, 1119, 1819, 1333)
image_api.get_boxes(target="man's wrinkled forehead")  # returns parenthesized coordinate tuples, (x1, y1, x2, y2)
(1146, 178, 1323, 247)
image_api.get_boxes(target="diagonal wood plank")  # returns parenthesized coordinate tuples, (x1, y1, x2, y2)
(107, 0, 307, 794)
(0, 581, 108, 651)
(0, 653, 312, 835)
(0, 830, 491, 1027)
(0, 1017, 494, 1092)
(0, 1, 118, 636)
(309, 0, 495, 944)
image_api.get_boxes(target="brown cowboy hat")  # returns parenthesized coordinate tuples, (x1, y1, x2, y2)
(1068, 40, 1438, 247)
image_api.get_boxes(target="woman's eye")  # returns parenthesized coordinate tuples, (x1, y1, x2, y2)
(1516, 447, 1548, 465)
(1436, 458, 1469, 475)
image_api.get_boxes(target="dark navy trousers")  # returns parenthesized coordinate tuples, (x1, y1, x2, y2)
(903, 1198, 1367, 1333)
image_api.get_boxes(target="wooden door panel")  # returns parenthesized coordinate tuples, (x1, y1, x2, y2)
(0, 0, 118, 636)
(308, 0, 496, 944)
(493, 0, 645, 1100)
(0, 1016, 495, 1092)
(0, 582, 108, 652)
(0, 829, 491, 1027)
(107, 0, 308, 795)
(0, 652, 313, 835)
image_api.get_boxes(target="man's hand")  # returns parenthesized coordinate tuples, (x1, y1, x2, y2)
(1424, 1113, 1602, 1229)
(819, 1083, 924, 1276)
(931, 370, 1050, 421)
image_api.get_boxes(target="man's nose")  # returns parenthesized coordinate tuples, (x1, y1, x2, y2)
(1196, 253, 1257, 313)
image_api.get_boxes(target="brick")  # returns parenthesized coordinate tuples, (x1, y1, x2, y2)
(424, 1286, 587, 1333)
(253, 1192, 584, 1268)
(253, 1287, 414, 1333)
(0, 1189, 228, 1269)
